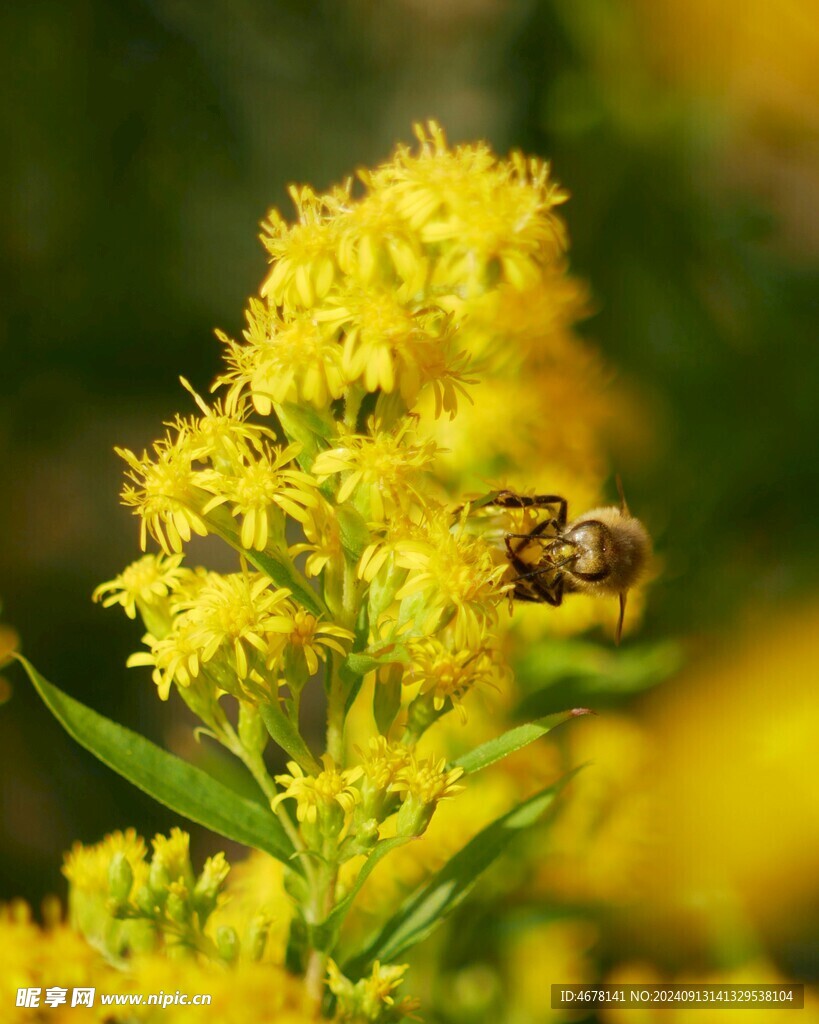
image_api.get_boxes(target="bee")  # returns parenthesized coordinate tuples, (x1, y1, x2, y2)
(481, 480, 650, 643)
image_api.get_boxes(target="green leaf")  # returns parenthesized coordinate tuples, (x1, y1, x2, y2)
(451, 709, 590, 776)
(309, 836, 412, 953)
(343, 769, 579, 975)
(204, 505, 325, 617)
(515, 639, 681, 718)
(258, 702, 320, 774)
(275, 402, 335, 470)
(335, 504, 372, 564)
(340, 605, 377, 713)
(18, 657, 298, 870)
(343, 646, 409, 678)
(373, 663, 402, 737)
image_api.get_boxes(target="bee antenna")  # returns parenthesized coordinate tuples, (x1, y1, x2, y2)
(615, 474, 630, 517)
(615, 592, 627, 645)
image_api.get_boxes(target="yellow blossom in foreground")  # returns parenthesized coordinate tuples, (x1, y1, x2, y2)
(312, 422, 438, 521)
(328, 958, 420, 1022)
(127, 621, 204, 700)
(117, 432, 209, 554)
(273, 757, 363, 828)
(218, 302, 346, 412)
(259, 183, 342, 310)
(199, 440, 320, 549)
(92, 552, 188, 620)
(265, 604, 354, 677)
(404, 636, 507, 721)
(176, 572, 293, 680)
(393, 509, 509, 647)
(0, 902, 109, 1024)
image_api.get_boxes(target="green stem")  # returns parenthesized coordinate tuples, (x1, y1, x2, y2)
(304, 860, 339, 1008)
(220, 722, 310, 874)
(326, 657, 345, 765)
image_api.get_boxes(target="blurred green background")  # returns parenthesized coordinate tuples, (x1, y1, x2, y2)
(2, 0, 817, 1011)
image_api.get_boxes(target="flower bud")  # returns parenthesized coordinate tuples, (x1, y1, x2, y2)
(165, 886, 189, 926)
(247, 913, 272, 962)
(192, 853, 230, 922)
(395, 793, 437, 838)
(338, 818, 379, 861)
(216, 925, 239, 964)
(107, 852, 134, 908)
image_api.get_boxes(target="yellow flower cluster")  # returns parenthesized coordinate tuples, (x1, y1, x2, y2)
(62, 828, 235, 964)
(99, 121, 597, 747)
(0, 900, 317, 1024)
(85, 122, 630, 1017)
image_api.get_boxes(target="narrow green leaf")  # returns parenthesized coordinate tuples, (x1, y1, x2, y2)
(259, 702, 320, 774)
(343, 646, 409, 678)
(515, 639, 681, 716)
(340, 605, 375, 713)
(18, 657, 298, 870)
(451, 709, 591, 776)
(335, 504, 372, 564)
(343, 769, 579, 975)
(275, 402, 335, 470)
(373, 664, 402, 737)
(309, 836, 412, 953)
(285, 916, 309, 975)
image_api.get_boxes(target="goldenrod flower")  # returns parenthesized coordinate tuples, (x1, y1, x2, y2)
(405, 637, 505, 722)
(117, 431, 209, 553)
(150, 828, 194, 891)
(316, 287, 453, 401)
(260, 184, 341, 309)
(312, 422, 438, 520)
(394, 509, 509, 647)
(265, 604, 354, 677)
(272, 756, 363, 837)
(289, 497, 345, 578)
(392, 754, 465, 837)
(356, 737, 412, 792)
(328, 958, 420, 1022)
(127, 621, 203, 700)
(176, 572, 293, 679)
(199, 441, 320, 550)
(369, 122, 568, 289)
(334, 187, 427, 298)
(92, 552, 187, 620)
(231, 302, 347, 413)
(170, 377, 274, 461)
(392, 755, 464, 805)
(351, 738, 412, 827)
(63, 829, 149, 895)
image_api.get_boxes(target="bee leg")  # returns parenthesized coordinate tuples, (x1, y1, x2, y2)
(513, 575, 564, 606)
(506, 517, 561, 544)
(492, 491, 568, 528)
(504, 537, 566, 608)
